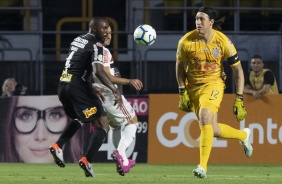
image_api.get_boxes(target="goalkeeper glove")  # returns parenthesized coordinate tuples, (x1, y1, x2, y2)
(233, 93, 247, 121)
(178, 86, 192, 112)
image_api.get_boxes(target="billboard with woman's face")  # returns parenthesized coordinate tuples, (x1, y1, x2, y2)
(0, 96, 148, 163)
(0, 96, 83, 163)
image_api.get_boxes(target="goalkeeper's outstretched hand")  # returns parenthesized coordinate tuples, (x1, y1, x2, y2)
(178, 87, 192, 112)
(233, 93, 247, 121)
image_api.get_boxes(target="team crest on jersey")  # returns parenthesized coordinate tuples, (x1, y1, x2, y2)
(212, 47, 221, 57)
(83, 107, 97, 118)
(96, 42, 103, 47)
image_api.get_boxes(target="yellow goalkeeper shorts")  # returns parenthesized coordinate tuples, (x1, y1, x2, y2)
(189, 82, 225, 118)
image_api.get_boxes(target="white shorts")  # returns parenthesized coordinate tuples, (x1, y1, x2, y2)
(102, 94, 136, 127)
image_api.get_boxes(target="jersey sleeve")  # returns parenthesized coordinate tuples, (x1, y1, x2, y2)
(264, 71, 275, 85)
(103, 47, 113, 67)
(222, 36, 240, 66)
(92, 42, 104, 65)
(176, 38, 187, 62)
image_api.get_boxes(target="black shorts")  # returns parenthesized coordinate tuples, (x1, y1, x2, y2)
(58, 81, 106, 123)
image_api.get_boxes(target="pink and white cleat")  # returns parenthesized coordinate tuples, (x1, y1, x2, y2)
(124, 159, 136, 173)
(111, 150, 136, 176)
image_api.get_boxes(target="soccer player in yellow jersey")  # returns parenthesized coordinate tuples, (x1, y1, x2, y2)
(175, 7, 253, 178)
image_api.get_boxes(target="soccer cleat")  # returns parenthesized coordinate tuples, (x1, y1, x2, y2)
(111, 150, 125, 176)
(193, 165, 207, 178)
(79, 157, 95, 177)
(111, 150, 136, 176)
(128, 159, 136, 169)
(49, 143, 65, 167)
(122, 159, 136, 174)
(240, 128, 253, 157)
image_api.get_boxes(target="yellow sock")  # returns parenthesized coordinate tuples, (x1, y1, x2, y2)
(218, 123, 247, 141)
(199, 124, 213, 172)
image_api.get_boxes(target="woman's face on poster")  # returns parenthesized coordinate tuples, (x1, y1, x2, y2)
(13, 96, 68, 163)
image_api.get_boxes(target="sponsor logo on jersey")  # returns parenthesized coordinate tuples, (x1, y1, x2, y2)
(83, 107, 97, 118)
(74, 37, 88, 44)
(59, 70, 72, 82)
(71, 41, 85, 49)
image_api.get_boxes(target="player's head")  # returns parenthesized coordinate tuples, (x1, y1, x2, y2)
(250, 54, 264, 73)
(196, 7, 225, 34)
(103, 26, 112, 47)
(89, 17, 109, 43)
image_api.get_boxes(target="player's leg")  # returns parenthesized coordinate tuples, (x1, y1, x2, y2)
(79, 116, 109, 177)
(105, 95, 137, 176)
(50, 119, 82, 167)
(193, 108, 214, 178)
(117, 121, 137, 164)
(215, 123, 253, 157)
(191, 83, 224, 178)
(111, 125, 121, 149)
(64, 82, 109, 177)
(111, 122, 137, 176)
(50, 83, 82, 167)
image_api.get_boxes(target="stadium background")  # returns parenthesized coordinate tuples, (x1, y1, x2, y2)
(0, 0, 282, 164)
(0, 0, 281, 95)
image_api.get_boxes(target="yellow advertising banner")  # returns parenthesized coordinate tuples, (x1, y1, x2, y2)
(148, 94, 282, 164)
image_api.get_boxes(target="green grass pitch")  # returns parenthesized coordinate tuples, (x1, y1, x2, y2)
(0, 163, 281, 184)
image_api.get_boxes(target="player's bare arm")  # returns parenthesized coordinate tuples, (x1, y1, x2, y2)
(258, 84, 271, 94)
(244, 84, 261, 98)
(176, 59, 186, 87)
(103, 66, 143, 90)
(244, 84, 254, 94)
(231, 62, 244, 93)
(92, 85, 106, 102)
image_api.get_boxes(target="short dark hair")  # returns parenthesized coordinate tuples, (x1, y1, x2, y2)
(251, 54, 263, 60)
(89, 17, 108, 28)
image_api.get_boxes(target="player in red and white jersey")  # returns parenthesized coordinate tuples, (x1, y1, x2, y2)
(93, 26, 143, 176)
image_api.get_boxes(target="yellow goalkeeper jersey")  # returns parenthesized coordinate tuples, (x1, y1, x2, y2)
(176, 29, 239, 91)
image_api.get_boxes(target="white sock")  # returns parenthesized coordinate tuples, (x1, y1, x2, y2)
(117, 123, 137, 165)
(111, 126, 121, 149)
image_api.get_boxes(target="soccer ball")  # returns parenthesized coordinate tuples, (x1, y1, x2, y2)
(133, 24, 156, 46)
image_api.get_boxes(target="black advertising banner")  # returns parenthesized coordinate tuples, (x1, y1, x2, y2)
(85, 97, 149, 163)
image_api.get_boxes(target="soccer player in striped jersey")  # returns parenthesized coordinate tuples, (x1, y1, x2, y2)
(93, 26, 143, 176)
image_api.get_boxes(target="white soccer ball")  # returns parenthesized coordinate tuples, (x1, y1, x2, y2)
(133, 24, 156, 46)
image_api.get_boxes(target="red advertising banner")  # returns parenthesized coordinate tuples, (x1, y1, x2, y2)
(148, 94, 282, 164)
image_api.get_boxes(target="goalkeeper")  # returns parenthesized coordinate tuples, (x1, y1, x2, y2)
(175, 6, 253, 179)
